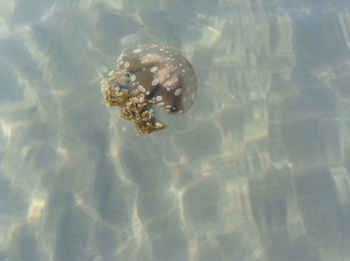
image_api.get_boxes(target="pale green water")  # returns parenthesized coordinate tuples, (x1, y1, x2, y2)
(0, 1, 350, 261)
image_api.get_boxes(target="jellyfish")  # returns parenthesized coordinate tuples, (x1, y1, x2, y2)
(101, 44, 197, 135)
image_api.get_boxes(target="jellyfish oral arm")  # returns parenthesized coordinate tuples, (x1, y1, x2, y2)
(120, 97, 167, 135)
(103, 78, 166, 134)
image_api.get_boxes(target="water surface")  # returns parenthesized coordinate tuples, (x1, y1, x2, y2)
(0, 1, 350, 260)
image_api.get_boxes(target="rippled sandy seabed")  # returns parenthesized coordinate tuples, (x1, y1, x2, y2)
(1, 0, 350, 260)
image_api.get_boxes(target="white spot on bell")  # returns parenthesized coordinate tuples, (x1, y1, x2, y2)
(133, 48, 142, 53)
(150, 66, 158, 72)
(124, 61, 130, 68)
(175, 88, 182, 96)
(151, 79, 159, 86)
(156, 96, 163, 102)
(138, 85, 146, 92)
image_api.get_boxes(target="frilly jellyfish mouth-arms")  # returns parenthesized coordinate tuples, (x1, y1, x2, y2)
(102, 78, 167, 134)
(102, 77, 167, 134)
(101, 44, 197, 135)
(101, 70, 133, 107)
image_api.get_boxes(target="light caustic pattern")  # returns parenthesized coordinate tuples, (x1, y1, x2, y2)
(1, 1, 350, 261)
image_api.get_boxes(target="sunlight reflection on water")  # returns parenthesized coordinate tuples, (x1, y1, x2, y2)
(0, 1, 350, 260)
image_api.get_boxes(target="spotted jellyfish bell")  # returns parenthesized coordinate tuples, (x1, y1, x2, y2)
(101, 44, 197, 135)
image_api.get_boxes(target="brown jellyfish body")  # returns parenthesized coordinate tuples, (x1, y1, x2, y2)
(101, 44, 197, 135)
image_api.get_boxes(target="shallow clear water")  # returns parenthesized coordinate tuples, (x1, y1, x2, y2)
(1, 1, 350, 260)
